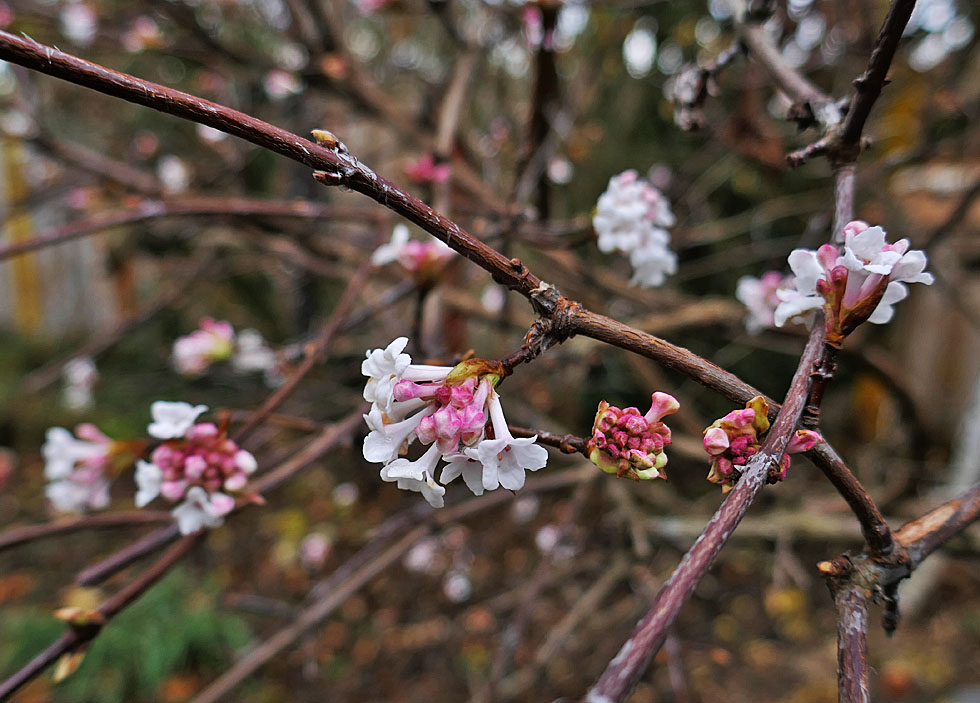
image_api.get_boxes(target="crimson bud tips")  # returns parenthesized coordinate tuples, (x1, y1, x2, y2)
(586, 392, 679, 481)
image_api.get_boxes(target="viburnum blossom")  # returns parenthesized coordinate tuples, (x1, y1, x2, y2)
(42, 424, 114, 513)
(586, 392, 679, 480)
(592, 170, 677, 287)
(172, 318, 235, 376)
(371, 224, 455, 285)
(703, 396, 823, 492)
(736, 271, 793, 333)
(361, 338, 549, 506)
(136, 402, 257, 534)
(173, 320, 280, 380)
(403, 153, 451, 184)
(774, 221, 934, 344)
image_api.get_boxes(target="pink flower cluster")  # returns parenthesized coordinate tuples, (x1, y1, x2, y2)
(395, 374, 491, 454)
(136, 402, 257, 534)
(172, 318, 235, 375)
(586, 392, 679, 481)
(703, 397, 822, 492)
(148, 424, 254, 500)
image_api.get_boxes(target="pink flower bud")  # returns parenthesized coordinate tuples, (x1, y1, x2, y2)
(703, 427, 730, 455)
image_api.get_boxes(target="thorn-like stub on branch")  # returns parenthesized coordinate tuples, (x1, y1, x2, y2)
(312, 170, 344, 187)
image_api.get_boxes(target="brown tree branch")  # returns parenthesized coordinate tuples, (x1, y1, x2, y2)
(833, 584, 871, 703)
(838, 0, 918, 153)
(0, 511, 173, 553)
(0, 196, 383, 261)
(584, 323, 826, 703)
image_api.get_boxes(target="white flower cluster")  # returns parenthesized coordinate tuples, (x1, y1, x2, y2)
(592, 170, 677, 287)
(775, 222, 934, 328)
(361, 338, 549, 508)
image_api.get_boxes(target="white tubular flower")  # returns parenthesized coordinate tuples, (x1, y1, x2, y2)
(62, 356, 98, 410)
(171, 486, 234, 534)
(380, 443, 446, 508)
(774, 221, 934, 340)
(773, 249, 828, 327)
(361, 337, 453, 412)
(440, 453, 487, 496)
(866, 281, 909, 324)
(42, 427, 107, 480)
(134, 460, 163, 507)
(628, 240, 678, 288)
(362, 403, 434, 465)
(592, 170, 678, 288)
(147, 401, 208, 439)
(472, 393, 548, 491)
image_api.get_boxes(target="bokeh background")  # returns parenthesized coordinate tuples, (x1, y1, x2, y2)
(1, 0, 979, 701)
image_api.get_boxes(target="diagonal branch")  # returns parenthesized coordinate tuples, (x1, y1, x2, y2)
(838, 0, 918, 152)
(583, 323, 826, 703)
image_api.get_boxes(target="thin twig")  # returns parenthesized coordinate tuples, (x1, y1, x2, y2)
(0, 533, 202, 701)
(232, 255, 375, 443)
(0, 196, 381, 261)
(0, 511, 173, 553)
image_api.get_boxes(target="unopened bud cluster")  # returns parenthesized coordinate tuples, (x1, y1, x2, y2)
(587, 392, 679, 481)
(703, 396, 822, 492)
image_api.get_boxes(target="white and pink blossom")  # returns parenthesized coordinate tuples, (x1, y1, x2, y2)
(774, 222, 934, 339)
(736, 271, 792, 333)
(137, 403, 257, 534)
(371, 224, 455, 282)
(593, 170, 677, 287)
(172, 486, 234, 534)
(362, 338, 550, 505)
(172, 318, 235, 376)
(42, 424, 114, 514)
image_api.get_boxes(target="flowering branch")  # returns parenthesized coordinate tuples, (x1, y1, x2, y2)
(585, 323, 826, 703)
(78, 413, 362, 587)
